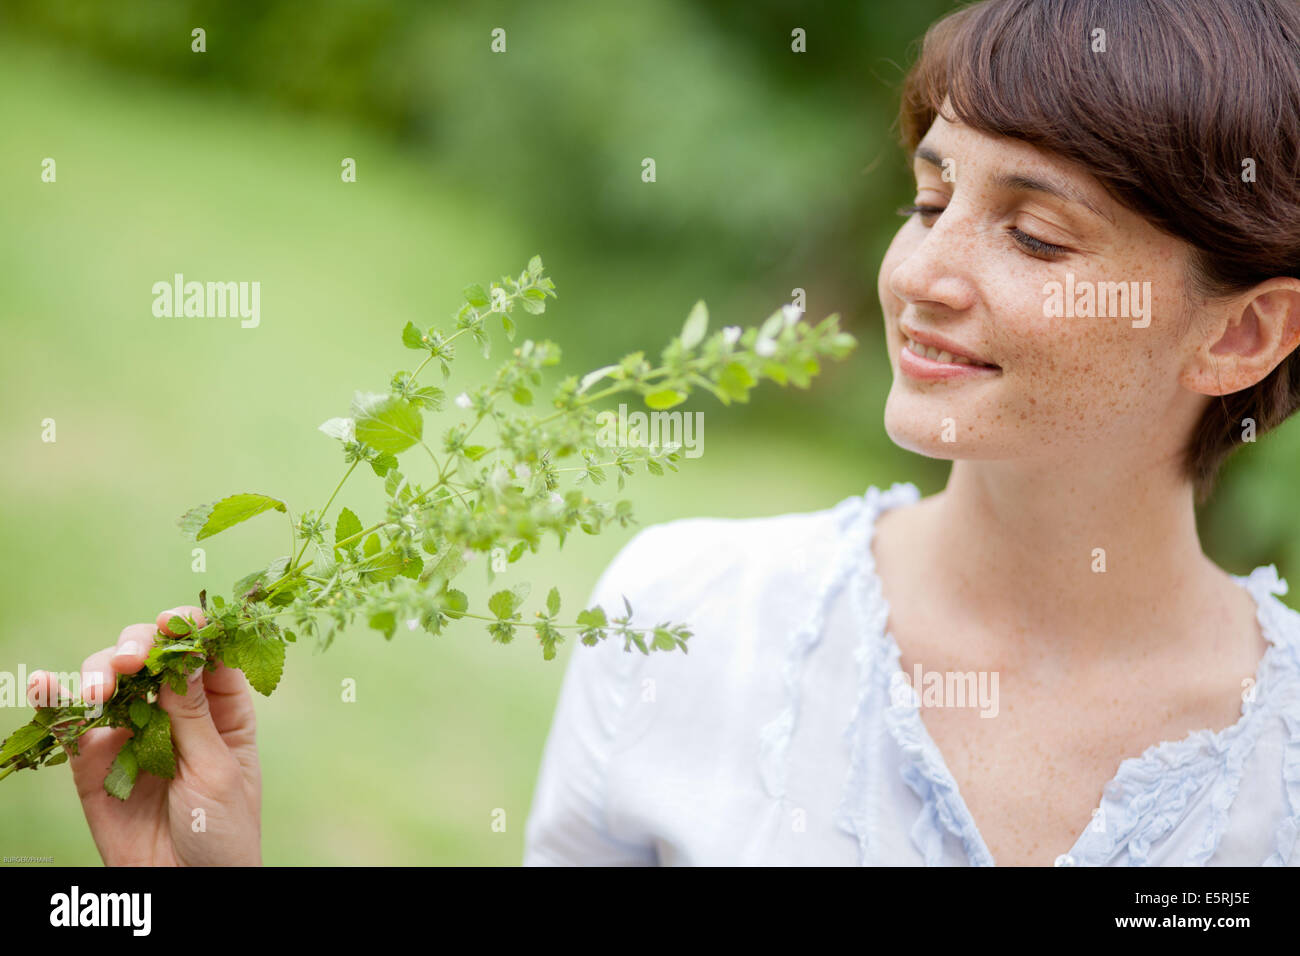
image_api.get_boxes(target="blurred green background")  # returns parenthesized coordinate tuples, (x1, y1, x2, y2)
(1, 0, 1296, 866)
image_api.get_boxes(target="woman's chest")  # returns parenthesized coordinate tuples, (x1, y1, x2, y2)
(891, 627, 1255, 866)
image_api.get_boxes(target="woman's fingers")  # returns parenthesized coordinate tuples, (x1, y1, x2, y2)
(25, 669, 73, 708)
(57, 619, 160, 711)
(80, 647, 121, 707)
(110, 622, 157, 674)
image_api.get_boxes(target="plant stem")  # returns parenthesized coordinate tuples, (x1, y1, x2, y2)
(290, 460, 359, 571)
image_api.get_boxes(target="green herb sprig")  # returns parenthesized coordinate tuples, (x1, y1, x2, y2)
(0, 256, 856, 799)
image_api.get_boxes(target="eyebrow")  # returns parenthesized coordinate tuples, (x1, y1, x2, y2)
(912, 144, 1113, 225)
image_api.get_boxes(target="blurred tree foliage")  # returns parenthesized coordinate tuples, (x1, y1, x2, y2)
(3, 0, 1296, 582)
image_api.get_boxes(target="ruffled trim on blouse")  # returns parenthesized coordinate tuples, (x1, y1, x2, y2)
(1065, 565, 1300, 867)
(827, 481, 999, 865)
(833, 482, 998, 866)
(757, 492, 884, 799)
(1260, 569, 1300, 866)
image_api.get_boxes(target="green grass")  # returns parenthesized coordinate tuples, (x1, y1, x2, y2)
(0, 38, 884, 864)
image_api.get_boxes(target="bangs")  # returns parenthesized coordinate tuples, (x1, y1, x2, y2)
(898, 0, 1300, 291)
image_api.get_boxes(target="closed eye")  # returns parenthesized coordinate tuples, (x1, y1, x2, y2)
(897, 204, 1072, 260)
(897, 203, 943, 221)
(1006, 227, 1070, 259)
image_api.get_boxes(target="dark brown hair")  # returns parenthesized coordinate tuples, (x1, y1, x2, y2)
(898, 0, 1300, 503)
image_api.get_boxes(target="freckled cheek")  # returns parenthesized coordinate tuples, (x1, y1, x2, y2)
(1000, 322, 1165, 434)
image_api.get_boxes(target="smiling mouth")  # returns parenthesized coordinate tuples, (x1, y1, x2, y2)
(900, 332, 999, 369)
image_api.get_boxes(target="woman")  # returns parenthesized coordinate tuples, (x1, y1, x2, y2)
(521, 0, 1300, 866)
(34, 0, 1300, 865)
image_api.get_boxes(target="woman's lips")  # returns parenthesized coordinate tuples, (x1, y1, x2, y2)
(898, 331, 1001, 381)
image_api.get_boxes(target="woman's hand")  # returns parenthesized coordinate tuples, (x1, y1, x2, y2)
(27, 606, 262, 866)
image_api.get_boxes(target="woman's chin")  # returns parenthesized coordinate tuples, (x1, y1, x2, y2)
(883, 400, 995, 460)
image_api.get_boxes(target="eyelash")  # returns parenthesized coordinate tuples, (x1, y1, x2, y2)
(896, 203, 1071, 259)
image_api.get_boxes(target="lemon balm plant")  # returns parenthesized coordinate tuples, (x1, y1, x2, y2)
(0, 256, 856, 800)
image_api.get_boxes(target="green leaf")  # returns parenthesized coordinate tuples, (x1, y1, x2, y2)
(518, 296, 545, 315)
(363, 533, 381, 557)
(232, 629, 286, 696)
(233, 565, 269, 600)
(135, 706, 175, 779)
(488, 582, 531, 620)
(0, 720, 49, 764)
(104, 741, 139, 801)
(352, 391, 423, 454)
(464, 283, 490, 308)
(421, 544, 467, 593)
(489, 589, 517, 619)
(402, 321, 426, 350)
(400, 553, 424, 579)
(335, 508, 362, 549)
(369, 610, 397, 640)
(680, 300, 708, 349)
(653, 628, 678, 651)
(546, 586, 561, 616)
(357, 542, 403, 583)
(512, 385, 533, 405)
(410, 386, 445, 411)
(443, 588, 468, 618)
(644, 389, 687, 410)
(717, 362, 757, 403)
(527, 255, 543, 278)
(462, 445, 488, 461)
(128, 698, 153, 729)
(370, 452, 398, 477)
(179, 493, 287, 542)
(576, 606, 607, 629)
(165, 615, 192, 637)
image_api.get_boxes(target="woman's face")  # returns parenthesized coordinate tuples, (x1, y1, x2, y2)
(878, 112, 1211, 471)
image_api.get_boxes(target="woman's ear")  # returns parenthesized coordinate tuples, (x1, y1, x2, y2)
(1182, 278, 1300, 396)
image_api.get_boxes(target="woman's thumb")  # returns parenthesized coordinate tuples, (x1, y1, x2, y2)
(156, 667, 224, 766)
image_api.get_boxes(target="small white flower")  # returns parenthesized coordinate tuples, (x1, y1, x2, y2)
(455, 392, 472, 409)
(756, 337, 778, 357)
(515, 463, 532, 480)
(722, 326, 741, 346)
(549, 492, 564, 508)
(782, 304, 804, 328)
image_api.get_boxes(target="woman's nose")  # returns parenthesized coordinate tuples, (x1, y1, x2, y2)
(887, 210, 978, 312)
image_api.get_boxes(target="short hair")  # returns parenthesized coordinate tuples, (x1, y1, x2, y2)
(898, 0, 1300, 503)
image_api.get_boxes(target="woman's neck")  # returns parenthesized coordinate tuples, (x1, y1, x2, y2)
(908, 457, 1229, 656)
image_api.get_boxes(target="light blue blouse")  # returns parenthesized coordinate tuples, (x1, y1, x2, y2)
(523, 483, 1300, 865)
